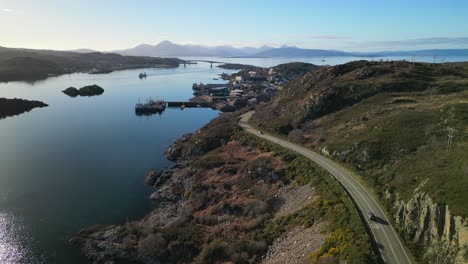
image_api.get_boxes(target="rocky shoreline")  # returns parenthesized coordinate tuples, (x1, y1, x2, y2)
(71, 109, 374, 264)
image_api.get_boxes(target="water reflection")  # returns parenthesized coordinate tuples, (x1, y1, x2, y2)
(0, 212, 43, 264)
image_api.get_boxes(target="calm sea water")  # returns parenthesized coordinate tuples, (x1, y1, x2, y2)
(0, 63, 234, 263)
(1, 56, 467, 264)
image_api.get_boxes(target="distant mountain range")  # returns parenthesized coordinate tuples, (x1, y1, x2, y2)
(107, 40, 468, 58)
(113, 41, 273, 57)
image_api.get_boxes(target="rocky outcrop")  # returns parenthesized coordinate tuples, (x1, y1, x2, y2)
(71, 166, 190, 263)
(62, 84, 104, 97)
(164, 112, 240, 162)
(164, 133, 193, 161)
(144, 170, 172, 188)
(392, 190, 468, 263)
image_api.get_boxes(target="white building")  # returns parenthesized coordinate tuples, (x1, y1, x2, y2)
(248, 71, 257, 78)
(230, 89, 244, 97)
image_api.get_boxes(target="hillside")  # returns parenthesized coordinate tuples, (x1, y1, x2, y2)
(0, 46, 181, 82)
(73, 112, 376, 264)
(252, 60, 468, 263)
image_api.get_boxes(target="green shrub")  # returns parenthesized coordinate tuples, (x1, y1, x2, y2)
(286, 156, 316, 185)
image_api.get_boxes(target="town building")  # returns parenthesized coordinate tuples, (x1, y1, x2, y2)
(209, 86, 229, 96)
(230, 89, 244, 97)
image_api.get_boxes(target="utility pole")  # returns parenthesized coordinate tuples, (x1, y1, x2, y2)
(223, 220, 231, 240)
(217, 216, 230, 240)
(446, 127, 456, 152)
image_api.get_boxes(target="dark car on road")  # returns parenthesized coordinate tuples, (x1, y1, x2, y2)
(368, 212, 376, 221)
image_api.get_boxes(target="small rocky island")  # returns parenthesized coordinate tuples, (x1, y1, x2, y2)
(0, 98, 48, 119)
(62, 84, 104, 97)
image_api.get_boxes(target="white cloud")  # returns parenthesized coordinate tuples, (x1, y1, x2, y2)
(2, 8, 13, 12)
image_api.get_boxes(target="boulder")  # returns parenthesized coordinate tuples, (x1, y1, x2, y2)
(144, 170, 172, 187)
(144, 171, 162, 186)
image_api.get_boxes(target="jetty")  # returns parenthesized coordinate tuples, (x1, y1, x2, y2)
(166, 101, 212, 108)
(181, 60, 225, 68)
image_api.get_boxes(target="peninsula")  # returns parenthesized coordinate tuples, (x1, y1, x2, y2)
(0, 46, 182, 83)
(0, 98, 48, 119)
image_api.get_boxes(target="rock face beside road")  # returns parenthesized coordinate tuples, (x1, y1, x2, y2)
(62, 84, 104, 97)
(392, 190, 468, 264)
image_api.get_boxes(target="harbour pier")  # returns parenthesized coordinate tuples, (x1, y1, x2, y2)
(166, 101, 212, 108)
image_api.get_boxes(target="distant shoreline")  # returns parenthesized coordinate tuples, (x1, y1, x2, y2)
(0, 46, 182, 83)
(0, 64, 180, 84)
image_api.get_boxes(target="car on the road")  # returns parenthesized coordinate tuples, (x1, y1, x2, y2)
(259, 130, 264, 134)
(368, 212, 376, 221)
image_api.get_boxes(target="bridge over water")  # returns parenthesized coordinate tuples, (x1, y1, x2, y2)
(180, 60, 226, 68)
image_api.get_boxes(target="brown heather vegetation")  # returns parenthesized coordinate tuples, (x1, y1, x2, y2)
(74, 111, 376, 263)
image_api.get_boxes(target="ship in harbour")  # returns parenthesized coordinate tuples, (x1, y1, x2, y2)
(135, 99, 166, 115)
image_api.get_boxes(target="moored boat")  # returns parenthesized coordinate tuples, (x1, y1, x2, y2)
(135, 99, 166, 115)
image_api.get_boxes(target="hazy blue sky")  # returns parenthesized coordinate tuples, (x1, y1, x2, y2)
(0, 0, 467, 51)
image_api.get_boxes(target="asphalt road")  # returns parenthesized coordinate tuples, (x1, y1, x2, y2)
(240, 111, 413, 264)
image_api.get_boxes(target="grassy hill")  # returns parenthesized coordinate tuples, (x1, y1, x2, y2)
(253, 60, 468, 215)
(252, 60, 468, 262)
(0, 46, 182, 82)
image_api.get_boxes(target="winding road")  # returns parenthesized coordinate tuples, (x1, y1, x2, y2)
(240, 111, 413, 264)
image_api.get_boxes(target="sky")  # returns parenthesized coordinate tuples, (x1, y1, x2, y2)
(0, 0, 467, 51)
